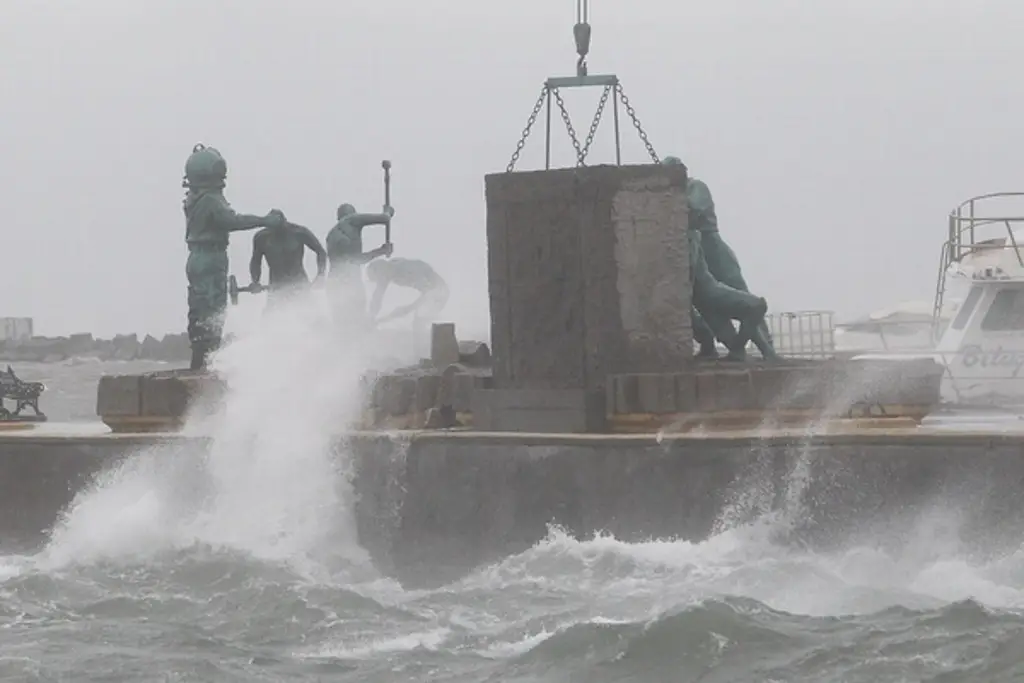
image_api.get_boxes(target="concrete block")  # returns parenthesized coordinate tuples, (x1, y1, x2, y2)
(430, 323, 460, 368)
(360, 372, 380, 409)
(751, 367, 795, 409)
(436, 366, 457, 408)
(608, 374, 640, 415)
(372, 375, 395, 412)
(636, 373, 676, 414)
(140, 376, 191, 418)
(95, 374, 142, 417)
(472, 373, 494, 390)
(714, 370, 756, 411)
(415, 375, 442, 413)
(695, 372, 718, 413)
(674, 372, 697, 413)
(141, 374, 225, 418)
(453, 373, 475, 413)
(458, 341, 491, 367)
(485, 164, 692, 412)
(472, 388, 590, 433)
(383, 376, 416, 416)
(773, 366, 826, 410)
(605, 375, 618, 416)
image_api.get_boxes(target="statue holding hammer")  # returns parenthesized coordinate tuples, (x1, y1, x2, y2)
(325, 160, 395, 332)
(248, 219, 327, 310)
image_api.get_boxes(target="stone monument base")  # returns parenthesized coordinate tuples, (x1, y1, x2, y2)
(365, 356, 944, 433)
(96, 369, 226, 433)
(94, 323, 493, 434)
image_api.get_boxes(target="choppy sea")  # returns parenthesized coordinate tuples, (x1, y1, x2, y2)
(5, 302, 1024, 682)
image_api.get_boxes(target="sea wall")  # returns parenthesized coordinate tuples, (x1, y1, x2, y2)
(352, 431, 1024, 586)
(2, 430, 1023, 586)
(0, 333, 190, 363)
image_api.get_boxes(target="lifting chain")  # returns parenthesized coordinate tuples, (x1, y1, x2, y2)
(577, 84, 611, 165)
(616, 84, 660, 164)
(552, 89, 584, 166)
(505, 86, 548, 173)
(504, 80, 661, 171)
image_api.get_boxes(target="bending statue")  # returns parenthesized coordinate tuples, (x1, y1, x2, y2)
(182, 144, 284, 370)
(249, 220, 327, 308)
(367, 258, 449, 325)
(664, 155, 778, 361)
(325, 203, 394, 330)
(688, 227, 768, 359)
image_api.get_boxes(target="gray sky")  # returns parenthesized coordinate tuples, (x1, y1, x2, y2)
(3, 0, 1021, 338)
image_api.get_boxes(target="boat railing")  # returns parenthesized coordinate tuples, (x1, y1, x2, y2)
(932, 192, 1024, 340)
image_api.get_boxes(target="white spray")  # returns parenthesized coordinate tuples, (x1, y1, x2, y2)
(43, 290, 385, 575)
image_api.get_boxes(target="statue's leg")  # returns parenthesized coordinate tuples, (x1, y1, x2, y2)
(732, 296, 768, 353)
(691, 307, 719, 358)
(703, 233, 778, 359)
(703, 310, 743, 358)
(186, 252, 208, 370)
(186, 249, 229, 371)
(750, 325, 779, 360)
(696, 282, 767, 361)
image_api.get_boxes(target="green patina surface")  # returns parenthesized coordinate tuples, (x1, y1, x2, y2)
(181, 144, 284, 369)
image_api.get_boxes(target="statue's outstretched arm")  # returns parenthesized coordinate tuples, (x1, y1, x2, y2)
(211, 198, 273, 232)
(349, 213, 392, 229)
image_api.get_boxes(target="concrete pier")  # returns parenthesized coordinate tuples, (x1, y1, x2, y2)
(3, 425, 1024, 587)
(71, 164, 976, 587)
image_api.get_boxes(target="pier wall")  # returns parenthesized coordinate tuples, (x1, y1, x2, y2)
(1, 431, 1023, 586)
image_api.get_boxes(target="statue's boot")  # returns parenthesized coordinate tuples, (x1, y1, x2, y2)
(751, 326, 779, 361)
(693, 280, 765, 362)
(696, 291, 767, 362)
(700, 308, 742, 360)
(732, 296, 768, 355)
(692, 307, 720, 359)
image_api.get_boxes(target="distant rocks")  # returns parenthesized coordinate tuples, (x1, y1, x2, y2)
(0, 332, 190, 363)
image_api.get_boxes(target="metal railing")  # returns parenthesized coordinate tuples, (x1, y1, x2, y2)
(766, 310, 836, 359)
(932, 192, 1024, 340)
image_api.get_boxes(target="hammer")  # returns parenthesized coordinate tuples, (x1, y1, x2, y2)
(382, 159, 392, 256)
(228, 275, 265, 306)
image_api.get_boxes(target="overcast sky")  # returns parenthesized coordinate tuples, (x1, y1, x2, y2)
(2, 0, 1021, 338)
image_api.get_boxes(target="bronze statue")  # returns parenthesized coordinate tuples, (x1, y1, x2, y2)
(249, 220, 327, 308)
(367, 258, 449, 326)
(325, 203, 394, 329)
(688, 228, 768, 360)
(182, 144, 284, 370)
(664, 155, 778, 361)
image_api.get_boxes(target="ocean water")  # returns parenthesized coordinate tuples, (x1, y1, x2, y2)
(4, 300, 1024, 682)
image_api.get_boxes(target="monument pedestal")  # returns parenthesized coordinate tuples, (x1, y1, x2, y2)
(96, 369, 225, 433)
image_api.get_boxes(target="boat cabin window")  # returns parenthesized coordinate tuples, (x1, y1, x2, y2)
(980, 288, 1024, 331)
(950, 285, 983, 330)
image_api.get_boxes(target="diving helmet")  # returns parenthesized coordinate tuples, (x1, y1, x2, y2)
(183, 143, 227, 189)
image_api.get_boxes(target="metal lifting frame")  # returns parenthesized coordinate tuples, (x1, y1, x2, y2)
(504, 0, 659, 172)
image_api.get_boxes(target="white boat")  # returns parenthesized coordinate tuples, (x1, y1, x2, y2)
(852, 192, 1024, 407)
(833, 299, 956, 354)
